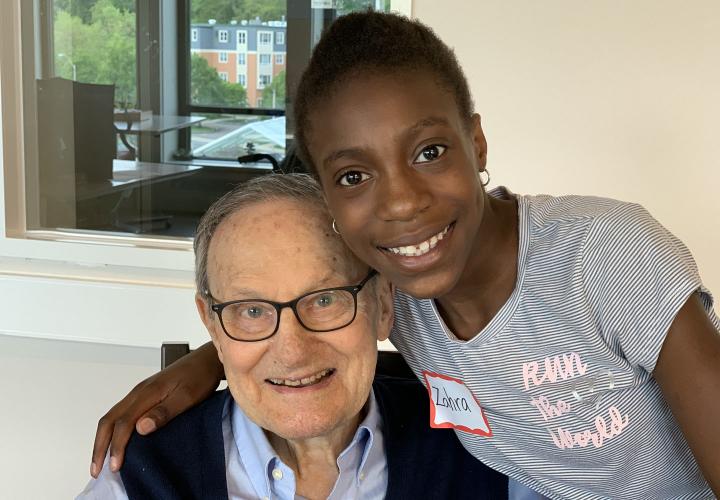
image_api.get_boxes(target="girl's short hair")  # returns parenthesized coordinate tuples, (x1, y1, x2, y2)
(293, 10, 475, 175)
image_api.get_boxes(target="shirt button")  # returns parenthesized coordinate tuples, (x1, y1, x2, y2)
(272, 468, 283, 480)
(262, 497, 270, 500)
(359, 472, 365, 481)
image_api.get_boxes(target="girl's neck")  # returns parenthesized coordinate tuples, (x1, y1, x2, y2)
(266, 412, 361, 500)
(436, 193, 519, 340)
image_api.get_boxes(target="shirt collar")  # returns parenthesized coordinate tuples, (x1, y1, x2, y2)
(230, 388, 384, 495)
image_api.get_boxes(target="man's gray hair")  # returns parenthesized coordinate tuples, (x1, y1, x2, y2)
(194, 173, 327, 296)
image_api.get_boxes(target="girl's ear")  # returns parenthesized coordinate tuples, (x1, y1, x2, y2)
(195, 292, 225, 364)
(374, 277, 395, 342)
(470, 113, 488, 170)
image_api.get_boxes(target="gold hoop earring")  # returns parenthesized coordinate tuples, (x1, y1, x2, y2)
(332, 219, 341, 235)
(479, 169, 491, 187)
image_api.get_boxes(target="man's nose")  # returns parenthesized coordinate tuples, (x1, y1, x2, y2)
(271, 308, 318, 366)
(374, 163, 432, 222)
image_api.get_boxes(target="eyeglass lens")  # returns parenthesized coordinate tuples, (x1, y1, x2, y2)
(220, 289, 356, 340)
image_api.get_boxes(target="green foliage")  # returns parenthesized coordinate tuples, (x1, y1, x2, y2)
(191, 54, 248, 107)
(191, 0, 285, 24)
(54, 0, 136, 106)
(260, 70, 285, 109)
(54, 0, 134, 22)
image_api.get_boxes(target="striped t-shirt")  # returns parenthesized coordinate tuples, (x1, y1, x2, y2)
(390, 189, 719, 499)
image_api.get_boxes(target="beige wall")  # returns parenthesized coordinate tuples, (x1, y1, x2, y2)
(414, 0, 720, 307)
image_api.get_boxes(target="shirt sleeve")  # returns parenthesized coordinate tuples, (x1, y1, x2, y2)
(75, 453, 129, 500)
(580, 202, 711, 373)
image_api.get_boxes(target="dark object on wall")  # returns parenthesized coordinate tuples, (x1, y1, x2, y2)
(36, 77, 115, 228)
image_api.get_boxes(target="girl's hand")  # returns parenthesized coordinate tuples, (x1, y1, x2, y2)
(89, 341, 224, 478)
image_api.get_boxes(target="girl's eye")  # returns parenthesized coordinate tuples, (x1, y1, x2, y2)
(414, 145, 447, 164)
(338, 171, 370, 186)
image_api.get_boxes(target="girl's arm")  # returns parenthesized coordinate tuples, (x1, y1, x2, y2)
(654, 293, 720, 495)
(89, 341, 224, 478)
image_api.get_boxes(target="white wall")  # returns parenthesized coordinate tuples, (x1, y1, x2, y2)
(0, 335, 158, 500)
(413, 0, 720, 303)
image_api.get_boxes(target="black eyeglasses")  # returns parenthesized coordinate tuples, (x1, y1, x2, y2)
(206, 269, 378, 342)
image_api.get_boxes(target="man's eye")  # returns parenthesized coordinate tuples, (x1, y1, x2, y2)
(414, 145, 447, 164)
(338, 171, 370, 186)
(242, 305, 270, 319)
(314, 293, 336, 308)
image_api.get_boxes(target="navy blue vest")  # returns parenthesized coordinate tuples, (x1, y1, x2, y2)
(121, 375, 508, 499)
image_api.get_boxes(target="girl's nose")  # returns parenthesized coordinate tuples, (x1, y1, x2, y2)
(375, 165, 432, 222)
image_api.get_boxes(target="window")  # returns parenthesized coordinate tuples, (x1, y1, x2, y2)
(237, 31, 246, 45)
(237, 53, 246, 65)
(259, 54, 271, 65)
(0, 0, 409, 273)
(275, 54, 284, 65)
(258, 32, 272, 46)
(219, 51, 228, 63)
(258, 74, 272, 87)
(276, 32, 285, 45)
(218, 30, 228, 43)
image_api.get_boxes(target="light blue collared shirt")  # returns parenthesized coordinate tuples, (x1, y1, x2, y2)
(77, 390, 388, 500)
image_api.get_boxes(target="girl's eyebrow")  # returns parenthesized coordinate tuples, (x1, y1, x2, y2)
(321, 116, 450, 170)
(322, 147, 366, 170)
(403, 116, 451, 141)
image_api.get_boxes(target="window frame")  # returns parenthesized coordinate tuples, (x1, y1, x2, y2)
(257, 31, 272, 47)
(258, 74, 272, 88)
(217, 29, 229, 43)
(219, 51, 228, 63)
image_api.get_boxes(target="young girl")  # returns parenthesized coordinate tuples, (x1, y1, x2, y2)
(92, 11, 720, 499)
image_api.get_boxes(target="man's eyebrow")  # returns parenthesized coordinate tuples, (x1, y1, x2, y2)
(217, 272, 342, 301)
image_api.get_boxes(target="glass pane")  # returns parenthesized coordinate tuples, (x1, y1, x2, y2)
(191, 114, 286, 161)
(19, 0, 404, 241)
(189, 0, 287, 162)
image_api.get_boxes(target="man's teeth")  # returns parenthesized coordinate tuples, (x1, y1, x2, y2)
(269, 369, 333, 387)
(387, 225, 450, 257)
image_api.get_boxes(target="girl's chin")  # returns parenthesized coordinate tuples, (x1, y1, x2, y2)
(392, 271, 460, 300)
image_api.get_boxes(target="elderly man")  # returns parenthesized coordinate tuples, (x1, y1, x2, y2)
(78, 173, 507, 499)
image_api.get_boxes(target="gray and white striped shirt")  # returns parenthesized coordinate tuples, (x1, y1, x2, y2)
(391, 188, 718, 499)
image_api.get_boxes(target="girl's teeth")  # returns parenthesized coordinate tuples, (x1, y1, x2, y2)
(387, 225, 449, 257)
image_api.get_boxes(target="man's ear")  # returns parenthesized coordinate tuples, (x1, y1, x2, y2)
(470, 113, 488, 171)
(374, 276, 395, 343)
(195, 292, 225, 364)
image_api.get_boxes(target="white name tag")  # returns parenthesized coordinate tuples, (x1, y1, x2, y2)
(423, 371, 492, 436)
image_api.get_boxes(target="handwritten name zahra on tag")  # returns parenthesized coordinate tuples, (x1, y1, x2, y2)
(422, 371, 492, 437)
